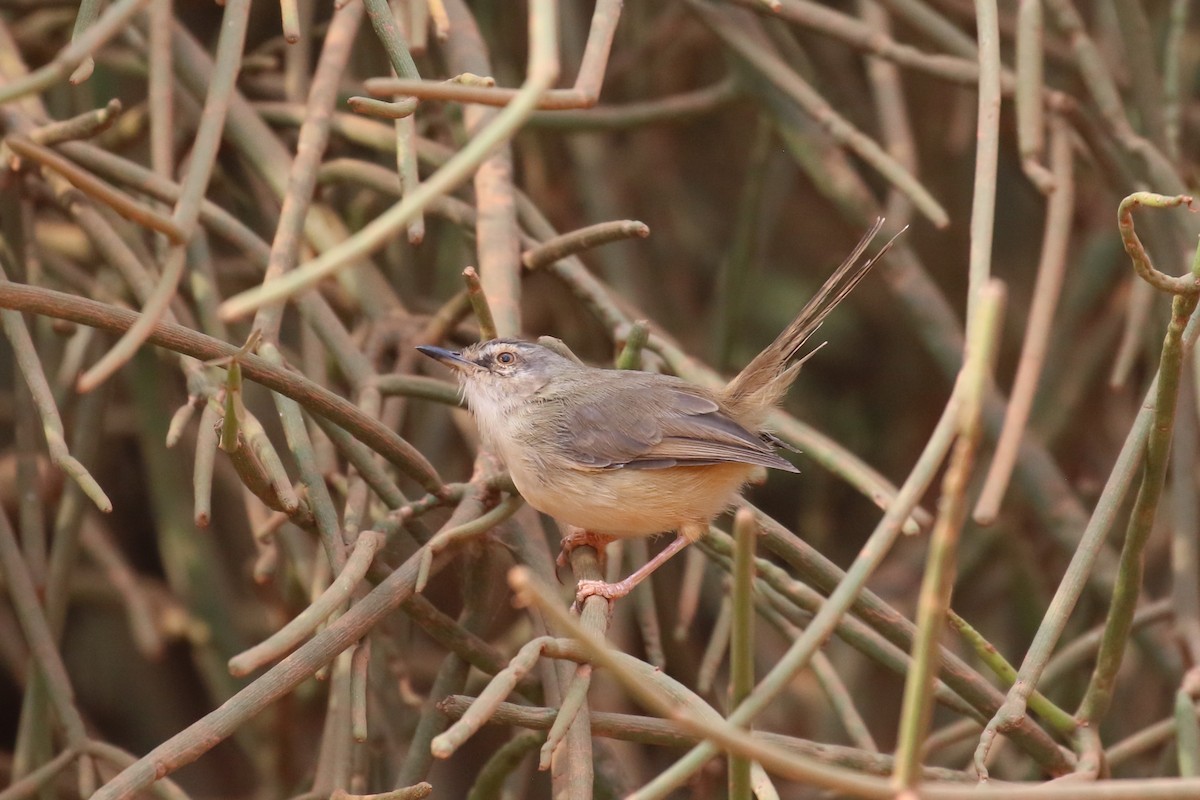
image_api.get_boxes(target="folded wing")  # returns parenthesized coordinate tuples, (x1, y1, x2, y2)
(555, 375, 798, 473)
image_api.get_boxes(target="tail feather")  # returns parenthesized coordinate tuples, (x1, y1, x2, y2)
(723, 218, 904, 424)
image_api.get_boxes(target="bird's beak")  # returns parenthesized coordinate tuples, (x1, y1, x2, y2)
(416, 345, 479, 373)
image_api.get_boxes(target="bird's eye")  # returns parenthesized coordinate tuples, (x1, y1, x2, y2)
(496, 351, 516, 365)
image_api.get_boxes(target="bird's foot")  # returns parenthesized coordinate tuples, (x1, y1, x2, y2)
(555, 528, 615, 571)
(572, 577, 635, 612)
(570, 533, 693, 611)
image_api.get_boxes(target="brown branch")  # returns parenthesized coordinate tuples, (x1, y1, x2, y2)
(364, 0, 622, 110)
(7, 136, 186, 244)
(0, 282, 445, 494)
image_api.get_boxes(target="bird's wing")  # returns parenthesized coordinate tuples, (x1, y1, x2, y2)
(556, 377, 798, 473)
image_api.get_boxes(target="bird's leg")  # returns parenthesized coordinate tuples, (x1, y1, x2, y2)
(556, 527, 616, 572)
(574, 533, 691, 607)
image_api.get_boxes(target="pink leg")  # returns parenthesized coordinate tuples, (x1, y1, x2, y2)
(574, 533, 691, 607)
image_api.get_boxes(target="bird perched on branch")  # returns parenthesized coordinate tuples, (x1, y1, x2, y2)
(419, 219, 900, 605)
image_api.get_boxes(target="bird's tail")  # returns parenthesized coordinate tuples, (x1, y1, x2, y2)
(722, 218, 903, 425)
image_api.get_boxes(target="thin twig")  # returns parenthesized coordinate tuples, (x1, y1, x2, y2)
(364, 0, 622, 110)
(0, 0, 153, 105)
(893, 281, 1004, 790)
(729, 509, 757, 798)
(974, 114, 1074, 523)
(0, 282, 445, 492)
(229, 531, 385, 676)
(1075, 208, 1200, 750)
(522, 220, 650, 270)
(686, 0, 949, 229)
(217, 0, 562, 320)
(7, 137, 186, 244)
(74, 0, 253, 393)
(461, 266, 498, 342)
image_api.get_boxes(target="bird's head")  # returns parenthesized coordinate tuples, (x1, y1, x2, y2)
(416, 339, 578, 411)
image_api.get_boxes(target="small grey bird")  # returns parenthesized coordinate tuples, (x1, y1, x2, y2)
(419, 219, 898, 603)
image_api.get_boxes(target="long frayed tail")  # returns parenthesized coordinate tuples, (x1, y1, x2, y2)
(723, 218, 905, 423)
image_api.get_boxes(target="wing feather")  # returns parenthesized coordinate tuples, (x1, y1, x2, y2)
(553, 374, 798, 473)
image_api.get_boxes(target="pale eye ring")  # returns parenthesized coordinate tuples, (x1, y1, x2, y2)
(496, 351, 516, 365)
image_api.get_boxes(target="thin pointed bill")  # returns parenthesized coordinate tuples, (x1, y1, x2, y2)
(416, 345, 480, 373)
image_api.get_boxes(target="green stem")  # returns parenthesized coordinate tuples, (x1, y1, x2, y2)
(1078, 287, 1199, 726)
(729, 509, 757, 800)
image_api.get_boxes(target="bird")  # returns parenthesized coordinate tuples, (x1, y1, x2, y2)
(418, 219, 900, 604)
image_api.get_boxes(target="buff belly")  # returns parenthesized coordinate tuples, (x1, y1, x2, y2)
(507, 459, 757, 539)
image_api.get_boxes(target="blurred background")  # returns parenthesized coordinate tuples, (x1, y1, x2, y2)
(0, 0, 1198, 797)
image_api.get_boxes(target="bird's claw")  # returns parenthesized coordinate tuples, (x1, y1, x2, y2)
(556, 529, 614, 570)
(570, 578, 633, 612)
